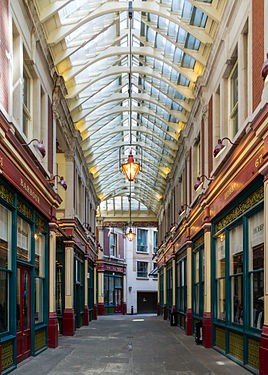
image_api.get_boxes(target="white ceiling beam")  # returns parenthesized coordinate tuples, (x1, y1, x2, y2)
(44, 2, 213, 45)
(66, 65, 195, 101)
(61, 46, 198, 83)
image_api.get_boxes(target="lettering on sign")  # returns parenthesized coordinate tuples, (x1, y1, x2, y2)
(224, 184, 235, 200)
(255, 153, 263, 169)
(20, 178, 40, 204)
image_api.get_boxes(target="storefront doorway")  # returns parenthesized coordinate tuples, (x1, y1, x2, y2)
(115, 288, 122, 313)
(17, 265, 31, 363)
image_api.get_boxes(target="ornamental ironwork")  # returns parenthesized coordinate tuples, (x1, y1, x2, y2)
(0, 183, 14, 205)
(215, 186, 264, 232)
(17, 198, 33, 220)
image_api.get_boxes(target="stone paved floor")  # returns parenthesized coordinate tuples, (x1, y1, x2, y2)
(12, 315, 250, 375)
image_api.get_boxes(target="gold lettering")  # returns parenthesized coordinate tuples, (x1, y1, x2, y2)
(224, 184, 235, 200)
(20, 178, 40, 204)
(255, 153, 263, 169)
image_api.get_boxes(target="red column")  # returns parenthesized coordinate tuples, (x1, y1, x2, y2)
(48, 312, 59, 348)
(63, 308, 75, 336)
(98, 303, 105, 315)
(94, 304, 98, 320)
(84, 306, 89, 326)
(186, 309, 192, 335)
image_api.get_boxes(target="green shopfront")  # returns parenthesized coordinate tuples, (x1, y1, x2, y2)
(212, 181, 264, 373)
(0, 177, 49, 372)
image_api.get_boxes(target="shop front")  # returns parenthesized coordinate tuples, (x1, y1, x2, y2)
(0, 115, 61, 372)
(104, 273, 123, 314)
(192, 234, 204, 337)
(97, 261, 126, 315)
(212, 180, 264, 372)
(176, 248, 187, 329)
(0, 179, 50, 371)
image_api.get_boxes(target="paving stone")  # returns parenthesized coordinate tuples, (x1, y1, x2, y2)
(12, 316, 250, 375)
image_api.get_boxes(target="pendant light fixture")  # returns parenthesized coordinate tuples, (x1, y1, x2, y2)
(119, 2, 140, 182)
(126, 181, 135, 241)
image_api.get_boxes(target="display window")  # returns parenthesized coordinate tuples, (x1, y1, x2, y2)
(176, 254, 187, 315)
(212, 187, 264, 371)
(192, 236, 204, 320)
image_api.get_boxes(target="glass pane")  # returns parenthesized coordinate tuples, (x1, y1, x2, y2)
(35, 232, 45, 277)
(0, 270, 8, 332)
(216, 234, 225, 278)
(24, 271, 30, 330)
(195, 284, 199, 315)
(56, 259, 64, 315)
(17, 216, 31, 262)
(0, 204, 12, 269)
(109, 277, 114, 304)
(17, 268, 21, 331)
(251, 271, 264, 330)
(181, 286, 185, 311)
(104, 276, 108, 305)
(249, 210, 264, 271)
(115, 277, 121, 287)
(232, 275, 243, 324)
(195, 252, 199, 283)
(230, 224, 243, 275)
(35, 278, 43, 323)
(137, 229, 148, 252)
(217, 278, 226, 320)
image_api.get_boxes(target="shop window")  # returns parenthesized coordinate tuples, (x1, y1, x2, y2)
(17, 216, 31, 262)
(248, 209, 264, 330)
(216, 233, 226, 320)
(56, 252, 64, 316)
(137, 261, 148, 278)
(166, 266, 173, 311)
(35, 231, 45, 324)
(230, 223, 243, 325)
(0, 203, 11, 333)
(229, 61, 238, 138)
(153, 231, 158, 253)
(22, 66, 32, 139)
(137, 229, 148, 252)
(88, 263, 94, 311)
(109, 232, 117, 257)
(0, 204, 12, 270)
(193, 240, 204, 318)
(176, 257, 187, 313)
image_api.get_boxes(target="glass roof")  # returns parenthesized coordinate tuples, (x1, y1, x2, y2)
(36, 0, 224, 214)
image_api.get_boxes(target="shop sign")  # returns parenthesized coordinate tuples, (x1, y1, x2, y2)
(211, 146, 264, 221)
(0, 150, 51, 218)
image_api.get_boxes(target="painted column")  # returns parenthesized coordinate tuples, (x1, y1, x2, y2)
(157, 270, 160, 315)
(98, 270, 105, 315)
(84, 257, 89, 325)
(93, 265, 97, 319)
(123, 273, 127, 315)
(203, 223, 212, 348)
(48, 223, 58, 348)
(260, 160, 268, 374)
(186, 240, 192, 335)
(163, 263, 167, 320)
(63, 243, 75, 335)
(172, 257, 176, 313)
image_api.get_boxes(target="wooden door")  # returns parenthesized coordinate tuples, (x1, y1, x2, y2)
(17, 266, 31, 363)
(115, 289, 122, 313)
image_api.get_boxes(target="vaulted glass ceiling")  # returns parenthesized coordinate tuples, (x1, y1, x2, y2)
(35, 0, 225, 213)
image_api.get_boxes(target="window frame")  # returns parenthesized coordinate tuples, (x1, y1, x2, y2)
(137, 261, 148, 278)
(228, 61, 238, 139)
(137, 228, 148, 253)
(211, 197, 264, 361)
(22, 64, 32, 139)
